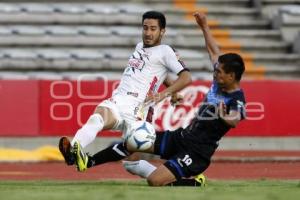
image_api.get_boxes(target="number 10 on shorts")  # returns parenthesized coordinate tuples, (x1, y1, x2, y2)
(181, 154, 193, 166)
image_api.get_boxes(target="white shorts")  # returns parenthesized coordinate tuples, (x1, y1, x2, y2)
(98, 95, 149, 138)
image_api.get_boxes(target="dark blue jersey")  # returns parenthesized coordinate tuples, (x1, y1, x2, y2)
(184, 80, 246, 145)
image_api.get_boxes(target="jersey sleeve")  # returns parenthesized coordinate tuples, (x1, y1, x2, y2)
(228, 92, 246, 120)
(163, 46, 189, 75)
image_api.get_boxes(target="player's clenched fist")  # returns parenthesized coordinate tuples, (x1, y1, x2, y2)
(193, 12, 208, 28)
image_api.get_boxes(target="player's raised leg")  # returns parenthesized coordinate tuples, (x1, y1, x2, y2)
(71, 106, 117, 148)
(59, 105, 119, 166)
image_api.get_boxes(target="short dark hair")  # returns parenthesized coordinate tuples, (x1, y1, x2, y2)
(218, 53, 245, 81)
(142, 11, 166, 29)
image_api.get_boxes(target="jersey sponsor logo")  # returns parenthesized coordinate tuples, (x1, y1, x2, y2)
(127, 58, 145, 72)
(126, 92, 139, 97)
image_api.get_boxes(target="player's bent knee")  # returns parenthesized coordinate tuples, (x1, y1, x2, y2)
(94, 107, 109, 119)
(94, 106, 117, 129)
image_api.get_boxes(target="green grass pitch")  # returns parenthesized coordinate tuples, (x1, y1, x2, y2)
(0, 180, 299, 200)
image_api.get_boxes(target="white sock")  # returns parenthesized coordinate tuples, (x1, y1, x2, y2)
(122, 160, 157, 178)
(71, 113, 104, 148)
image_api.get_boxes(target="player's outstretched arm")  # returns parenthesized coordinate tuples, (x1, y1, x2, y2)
(162, 70, 191, 100)
(148, 70, 191, 104)
(194, 12, 221, 65)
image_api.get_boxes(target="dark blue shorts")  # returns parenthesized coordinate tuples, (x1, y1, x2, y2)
(154, 128, 216, 180)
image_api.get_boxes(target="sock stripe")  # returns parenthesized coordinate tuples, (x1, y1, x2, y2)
(112, 143, 128, 157)
(112, 144, 126, 157)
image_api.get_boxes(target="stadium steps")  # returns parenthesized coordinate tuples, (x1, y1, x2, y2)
(178, 29, 282, 40)
(0, 1, 298, 78)
(0, 25, 288, 53)
(0, 47, 298, 75)
(0, 23, 295, 70)
(0, 71, 126, 80)
(0, 14, 270, 30)
(0, 2, 269, 29)
(0, 33, 289, 54)
(158, 6, 260, 20)
(0, 47, 208, 71)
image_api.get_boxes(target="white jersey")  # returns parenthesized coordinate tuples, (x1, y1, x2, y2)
(112, 42, 187, 103)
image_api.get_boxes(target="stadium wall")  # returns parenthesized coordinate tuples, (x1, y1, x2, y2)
(0, 80, 39, 136)
(0, 79, 299, 137)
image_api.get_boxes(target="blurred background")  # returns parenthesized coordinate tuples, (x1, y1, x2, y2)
(0, 0, 299, 164)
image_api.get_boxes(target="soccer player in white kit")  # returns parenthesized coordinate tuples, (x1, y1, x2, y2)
(59, 11, 192, 169)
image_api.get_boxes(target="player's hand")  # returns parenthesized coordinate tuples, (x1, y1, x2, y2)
(170, 93, 184, 106)
(193, 12, 208, 28)
(145, 91, 170, 105)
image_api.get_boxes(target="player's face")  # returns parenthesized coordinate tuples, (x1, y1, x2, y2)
(214, 63, 234, 88)
(142, 19, 165, 47)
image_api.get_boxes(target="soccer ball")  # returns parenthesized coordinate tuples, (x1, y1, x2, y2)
(126, 121, 156, 151)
